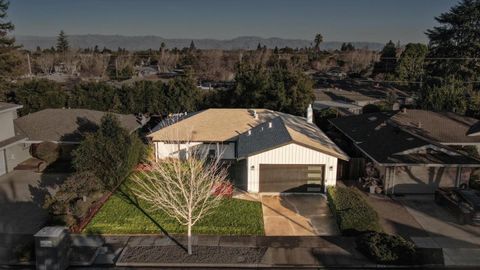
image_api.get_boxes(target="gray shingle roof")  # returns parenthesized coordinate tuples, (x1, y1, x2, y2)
(330, 112, 480, 166)
(15, 109, 141, 142)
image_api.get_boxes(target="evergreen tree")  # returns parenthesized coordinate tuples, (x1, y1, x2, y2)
(189, 40, 196, 51)
(426, 0, 480, 83)
(56, 30, 69, 52)
(373, 40, 397, 76)
(0, 0, 20, 76)
(314, 33, 323, 51)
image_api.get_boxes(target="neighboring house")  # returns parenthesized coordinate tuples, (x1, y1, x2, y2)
(8, 108, 143, 170)
(0, 103, 29, 176)
(148, 107, 349, 193)
(329, 110, 480, 194)
(314, 88, 380, 116)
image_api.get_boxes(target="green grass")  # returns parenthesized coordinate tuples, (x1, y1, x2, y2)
(84, 181, 264, 235)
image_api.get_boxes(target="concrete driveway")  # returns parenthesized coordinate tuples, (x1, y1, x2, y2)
(0, 170, 68, 262)
(364, 193, 480, 266)
(261, 195, 339, 236)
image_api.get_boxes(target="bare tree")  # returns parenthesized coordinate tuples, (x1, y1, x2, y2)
(35, 53, 55, 74)
(132, 137, 229, 255)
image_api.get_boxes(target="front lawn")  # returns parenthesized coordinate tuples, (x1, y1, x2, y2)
(84, 180, 264, 235)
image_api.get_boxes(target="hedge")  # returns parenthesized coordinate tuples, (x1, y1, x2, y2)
(327, 186, 382, 235)
(356, 231, 416, 264)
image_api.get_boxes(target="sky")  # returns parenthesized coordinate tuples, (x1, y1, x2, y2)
(8, 0, 459, 43)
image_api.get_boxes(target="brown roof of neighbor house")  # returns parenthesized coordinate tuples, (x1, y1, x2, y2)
(14, 109, 141, 142)
(390, 110, 480, 144)
(149, 108, 349, 160)
(329, 112, 480, 166)
(0, 102, 22, 113)
(314, 88, 378, 104)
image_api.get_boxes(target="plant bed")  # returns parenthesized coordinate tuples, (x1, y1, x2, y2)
(117, 245, 267, 265)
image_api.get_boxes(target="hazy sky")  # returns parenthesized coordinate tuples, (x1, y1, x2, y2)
(9, 0, 459, 43)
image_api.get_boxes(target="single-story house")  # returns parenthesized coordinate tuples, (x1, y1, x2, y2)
(0, 102, 29, 176)
(329, 110, 480, 194)
(1, 107, 143, 174)
(148, 107, 349, 193)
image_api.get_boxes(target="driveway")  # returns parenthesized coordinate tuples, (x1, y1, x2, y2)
(261, 195, 339, 236)
(368, 194, 480, 267)
(0, 170, 69, 262)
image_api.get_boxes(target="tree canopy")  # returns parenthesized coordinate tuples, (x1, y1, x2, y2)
(56, 30, 69, 53)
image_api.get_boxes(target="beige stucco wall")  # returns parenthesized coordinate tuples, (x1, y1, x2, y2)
(5, 143, 31, 172)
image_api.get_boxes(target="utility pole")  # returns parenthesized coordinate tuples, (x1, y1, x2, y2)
(26, 53, 32, 77)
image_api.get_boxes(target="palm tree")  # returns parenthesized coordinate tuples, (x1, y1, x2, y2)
(314, 33, 323, 51)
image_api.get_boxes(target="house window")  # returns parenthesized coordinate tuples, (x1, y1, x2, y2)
(208, 149, 216, 159)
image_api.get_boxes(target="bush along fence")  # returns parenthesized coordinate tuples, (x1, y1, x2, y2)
(326, 186, 382, 236)
(327, 186, 443, 266)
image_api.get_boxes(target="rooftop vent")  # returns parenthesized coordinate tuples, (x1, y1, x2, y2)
(252, 109, 258, 119)
(247, 130, 252, 136)
(401, 107, 407, 114)
(268, 122, 273, 128)
(368, 116, 377, 121)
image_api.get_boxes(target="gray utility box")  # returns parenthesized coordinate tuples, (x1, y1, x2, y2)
(34, 226, 70, 270)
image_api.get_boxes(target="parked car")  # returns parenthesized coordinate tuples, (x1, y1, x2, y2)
(434, 187, 480, 225)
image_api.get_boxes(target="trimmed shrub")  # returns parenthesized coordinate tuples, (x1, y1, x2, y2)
(327, 186, 382, 235)
(30, 142, 60, 164)
(356, 231, 416, 264)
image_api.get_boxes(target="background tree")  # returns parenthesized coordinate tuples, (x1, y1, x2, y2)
(396, 43, 428, 85)
(11, 79, 67, 115)
(73, 114, 145, 191)
(56, 30, 70, 53)
(0, 0, 21, 81)
(373, 40, 397, 77)
(314, 33, 323, 51)
(132, 137, 229, 255)
(419, 77, 467, 113)
(425, 0, 480, 83)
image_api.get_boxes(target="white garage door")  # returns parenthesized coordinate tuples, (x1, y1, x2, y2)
(393, 166, 457, 194)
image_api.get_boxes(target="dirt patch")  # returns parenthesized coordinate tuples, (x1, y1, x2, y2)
(119, 245, 267, 264)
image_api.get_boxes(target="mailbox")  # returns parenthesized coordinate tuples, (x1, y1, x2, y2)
(34, 226, 70, 270)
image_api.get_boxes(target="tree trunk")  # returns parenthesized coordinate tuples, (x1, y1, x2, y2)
(187, 222, 192, 255)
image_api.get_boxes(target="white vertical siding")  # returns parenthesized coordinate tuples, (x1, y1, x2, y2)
(155, 141, 236, 160)
(246, 143, 338, 192)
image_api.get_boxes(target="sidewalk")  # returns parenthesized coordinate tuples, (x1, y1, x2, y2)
(69, 234, 421, 268)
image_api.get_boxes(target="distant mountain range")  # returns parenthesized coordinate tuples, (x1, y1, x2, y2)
(14, 35, 385, 51)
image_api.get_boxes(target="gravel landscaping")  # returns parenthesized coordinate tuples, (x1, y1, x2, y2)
(118, 245, 267, 264)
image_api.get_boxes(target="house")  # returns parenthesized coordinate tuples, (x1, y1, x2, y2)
(314, 88, 380, 116)
(3, 108, 143, 172)
(329, 110, 480, 194)
(0, 103, 29, 176)
(148, 107, 349, 193)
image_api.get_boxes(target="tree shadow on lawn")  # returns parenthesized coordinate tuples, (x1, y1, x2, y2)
(114, 185, 188, 252)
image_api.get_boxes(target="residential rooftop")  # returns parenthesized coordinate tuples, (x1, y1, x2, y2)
(329, 112, 480, 166)
(14, 108, 141, 142)
(149, 108, 349, 160)
(390, 109, 480, 144)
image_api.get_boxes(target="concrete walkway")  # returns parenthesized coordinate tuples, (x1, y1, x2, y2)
(261, 195, 339, 236)
(69, 235, 373, 268)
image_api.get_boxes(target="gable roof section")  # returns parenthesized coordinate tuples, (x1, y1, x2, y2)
(390, 110, 480, 144)
(148, 109, 270, 142)
(15, 109, 141, 142)
(330, 112, 480, 166)
(149, 108, 349, 160)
